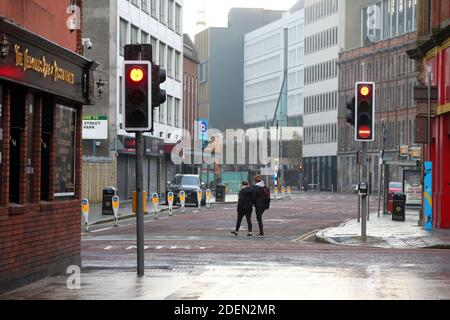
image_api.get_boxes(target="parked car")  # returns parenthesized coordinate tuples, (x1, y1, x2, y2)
(166, 174, 206, 206)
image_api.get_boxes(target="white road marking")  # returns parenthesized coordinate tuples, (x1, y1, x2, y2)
(104, 246, 112, 250)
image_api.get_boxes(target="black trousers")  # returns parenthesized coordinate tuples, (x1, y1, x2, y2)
(255, 207, 266, 234)
(236, 209, 252, 233)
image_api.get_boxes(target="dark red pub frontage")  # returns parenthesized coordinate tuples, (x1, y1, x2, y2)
(0, 17, 96, 293)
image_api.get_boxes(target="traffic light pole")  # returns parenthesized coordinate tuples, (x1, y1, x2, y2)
(136, 131, 145, 277)
(361, 142, 367, 238)
(124, 44, 152, 277)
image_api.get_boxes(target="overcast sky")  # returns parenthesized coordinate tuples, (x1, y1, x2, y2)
(183, 0, 299, 39)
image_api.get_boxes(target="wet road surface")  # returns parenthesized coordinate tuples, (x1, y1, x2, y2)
(2, 193, 450, 300)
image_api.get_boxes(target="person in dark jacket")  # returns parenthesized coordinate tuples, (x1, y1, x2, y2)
(231, 181, 254, 237)
(253, 176, 269, 238)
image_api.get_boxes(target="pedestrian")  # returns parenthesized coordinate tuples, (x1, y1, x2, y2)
(231, 181, 254, 237)
(303, 177, 309, 193)
(252, 176, 271, 238)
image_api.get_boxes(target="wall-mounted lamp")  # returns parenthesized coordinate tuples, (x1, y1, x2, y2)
(0, 34, 10, 60)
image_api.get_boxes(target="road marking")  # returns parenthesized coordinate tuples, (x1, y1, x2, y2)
(104, 246, 112, 250)
(156, 246, 164, 250)
(126, 246, 137, 250)
(292, 229, 321, 243)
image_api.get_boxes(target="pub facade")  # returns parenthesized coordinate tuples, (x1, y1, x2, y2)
(0, 17, 96, 292)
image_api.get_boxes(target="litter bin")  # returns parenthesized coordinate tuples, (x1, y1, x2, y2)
(102, 187, 118, 215)
(392, 192, 406, 222)
(215, 183, 226, 203)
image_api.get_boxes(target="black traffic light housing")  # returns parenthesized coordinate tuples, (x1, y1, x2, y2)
(355, 82, 375, 142)
(123, 61, 152, 132)
(152, 64, 167, 108)
(346, 96, 355, 126)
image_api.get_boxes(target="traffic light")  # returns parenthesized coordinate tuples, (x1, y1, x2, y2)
(355, 82, 375, 141)
(152, 64, 167, 108)
(123, 61, 152, 132)
(346, 96, 355, 126)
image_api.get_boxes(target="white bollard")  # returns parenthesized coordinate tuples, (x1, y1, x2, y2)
(206, 189, 212, 209)
(81, 199, 90, 232)
(167, 192, 174, 216)
(112, 196, 120, 227)
(179, 190, 186, 213)
(152, 193, 159, 219)
(197, 189, 203, 210)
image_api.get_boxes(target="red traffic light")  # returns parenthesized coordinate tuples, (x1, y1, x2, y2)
(129, 67, 145, 83)
(358, 126, 372, 139)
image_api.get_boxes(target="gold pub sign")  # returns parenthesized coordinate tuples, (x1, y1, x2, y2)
(14, 45, 75, 85)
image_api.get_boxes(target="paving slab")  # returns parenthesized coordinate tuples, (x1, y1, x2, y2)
(315, 208, 450, 249)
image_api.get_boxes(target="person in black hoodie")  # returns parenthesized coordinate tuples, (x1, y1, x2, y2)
(230, 181, 254, 237)
(253, 176, 270, 238)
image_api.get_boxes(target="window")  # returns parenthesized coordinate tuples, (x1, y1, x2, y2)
(159, 42, 166, 68)
(167, 96, 173, 126)
(119, 18, 128, 56)
(151, 37, 158, 62)
(167, 47, 174, 78)
(151, 0, 157, 18)
(168, 0, 174, 29)
(175, 51, 181, 81)
(41, 95, 53, 201)
(119, 76, 123, 115)
(159, 101, 165, 123)
(54, 105, 77, 197)
(131, 25, 139, 44)
(175, 98, 181, 128)
(141, 30, 149, 44)
(175, 3, 182, 34)
(199, 61, 207, 83)
(159, 0, 166, 24)
(142, 0, 149, 13)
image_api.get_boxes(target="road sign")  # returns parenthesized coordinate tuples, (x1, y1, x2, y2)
(167, 192, 174, 216)
(179, 190, 186, 213)
(112, 196, 120, 226)
(81, 199, 89, 232)
(197, 190, 203, 209)
(152, 193, 159, 219)
(206, 189, 212, 208)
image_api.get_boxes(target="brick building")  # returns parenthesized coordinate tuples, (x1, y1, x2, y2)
(337, 0, 419, 193)
(408, 0, 450, 228)
(0, 1, 97, 293)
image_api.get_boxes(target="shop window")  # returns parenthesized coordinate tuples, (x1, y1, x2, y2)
(9, 86, 26, 204)
(41, 95, 53, 201)
(54, 105, 77, 197)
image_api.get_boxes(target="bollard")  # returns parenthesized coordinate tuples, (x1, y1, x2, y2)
(287, 186, 291, 200)
(281, 186, 286, 199)
(81, 199, 90, 232)
(197, 189, 203, 210)
(274, 187, 278, 201)
(167, 192, 174, 216)
(206, 189, 212, 209)
(179, 190, 186, 213)
(112, 196, 120, 227)
(152, 193, 159, 219)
